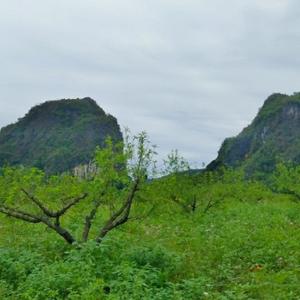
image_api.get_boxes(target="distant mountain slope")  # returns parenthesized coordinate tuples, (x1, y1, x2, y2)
(207, 92, 300, 175)
(0, 97, 122, 173)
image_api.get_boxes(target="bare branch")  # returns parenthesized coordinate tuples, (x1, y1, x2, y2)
(203, 196, 220, 214)
(21, 188, 56, 217)
(170, 195, 191, 213)
(40, 216, 76, 244)
(55, 193, 88, 217)
(82, 200, 102, 242)
(18, 189, 84, 244)
(191, 196, 197, 212)
(21, 189, 88, 218)
(95, 179, 140, 243)
(108, 179, 139, 223)
(0, 205, 41, 223)
(0, 203, 76, 244)
(128, 204, 156, 222)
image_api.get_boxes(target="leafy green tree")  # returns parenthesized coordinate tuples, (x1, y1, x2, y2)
(271, 163, 300, 200)
(197, 167, 270, 209)
(158, 150, 199, 213)
(0, 167, 85, 244)
(0, 132, 156, 245)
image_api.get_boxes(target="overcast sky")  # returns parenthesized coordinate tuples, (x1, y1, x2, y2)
(1, 0, 300, 167)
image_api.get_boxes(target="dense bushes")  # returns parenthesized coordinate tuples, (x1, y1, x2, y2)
(1, 192, 300, 299)
(1, 146, 300, 298)
(0, 241, 188, 299)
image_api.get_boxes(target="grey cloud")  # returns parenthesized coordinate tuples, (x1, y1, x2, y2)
(0, 0, 299, 165)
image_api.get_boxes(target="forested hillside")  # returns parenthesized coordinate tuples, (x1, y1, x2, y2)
(0, 98, 122, 173)
(208, 92, 300, 176)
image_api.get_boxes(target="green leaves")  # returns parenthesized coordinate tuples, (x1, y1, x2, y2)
(163, 149, 190, 176)
(0, 131, 159, 245)
(271, 163, 300, 199)
(125, 130, 157, 181)
(0, 167, 43, 206)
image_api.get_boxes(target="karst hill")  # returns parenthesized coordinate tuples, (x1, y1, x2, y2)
(0, 97, 122, 173)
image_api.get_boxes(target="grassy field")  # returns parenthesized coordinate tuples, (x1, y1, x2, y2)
(1, 138, 300, 299)
(1, 190, 300, 299)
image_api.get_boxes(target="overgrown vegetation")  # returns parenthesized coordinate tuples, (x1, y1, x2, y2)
(0, 133, 300, 299)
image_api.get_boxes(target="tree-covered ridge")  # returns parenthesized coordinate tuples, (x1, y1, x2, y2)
(208, 92, 300, 175)
(0, 98, 122, 174)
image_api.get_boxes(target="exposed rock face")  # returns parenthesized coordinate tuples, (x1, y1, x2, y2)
(73, 162, 98, 180)
(207, 93, 300, 175)
(0, 97, 122, 173)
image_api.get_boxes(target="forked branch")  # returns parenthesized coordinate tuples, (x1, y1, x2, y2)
(95, 179, 140, 243)
(0, 190, 88, 244)
(0, 205, 41, 223)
